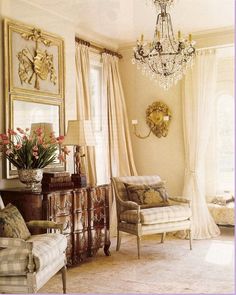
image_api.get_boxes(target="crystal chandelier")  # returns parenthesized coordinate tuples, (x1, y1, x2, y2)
(133, 0, 196, 90)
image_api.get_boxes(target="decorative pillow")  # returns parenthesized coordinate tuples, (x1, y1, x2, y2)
(124, 182, 169, 207)
(211, 195, 234, 206)
(0, 203, 31, 240)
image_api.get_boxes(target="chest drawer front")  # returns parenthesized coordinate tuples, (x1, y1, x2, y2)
(90, 207, 106, 228)
(48, 191, 73, 217)
(74, 189, 88, 210)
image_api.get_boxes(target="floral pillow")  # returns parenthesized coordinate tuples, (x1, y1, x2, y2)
(0, 203, 31, 240)
(124, 182, 170, 207)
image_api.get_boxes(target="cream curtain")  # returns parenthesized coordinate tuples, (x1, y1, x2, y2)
(102, 53, 137, 235)
(182, 49, 220, 239)
(75, 43, 97, 186)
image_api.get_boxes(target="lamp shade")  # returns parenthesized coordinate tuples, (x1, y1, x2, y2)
(30, 122, 53, 139)
(63, 120, 95, 147)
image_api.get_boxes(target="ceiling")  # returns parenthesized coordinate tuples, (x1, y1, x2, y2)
(22, 0, 234, 48)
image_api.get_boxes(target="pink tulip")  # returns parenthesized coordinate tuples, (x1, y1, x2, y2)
(33, 152, 39, 159)
(62, 146, 70, 155)
(0, 134, 9, 140)
(8, 129, 17, 135)
(6, 149, 13, 155)
(2, 140, 10, 145)
(49, 132, 55, 138)
(15, 143, 22, 150)
(38, 137, 44, 145)
(16, 127, 25, 134)
(35, 127, 43, 136)
(32, 145, 38, 152)
(58, 154, 65, 162)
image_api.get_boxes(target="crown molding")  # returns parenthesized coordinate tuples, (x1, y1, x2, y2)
(118, 27, 234, 52)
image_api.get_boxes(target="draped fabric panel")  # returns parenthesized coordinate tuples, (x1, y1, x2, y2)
(75, 43, 97, 186)
(102, 53, 137, 235)
(182, 50, 220, 239)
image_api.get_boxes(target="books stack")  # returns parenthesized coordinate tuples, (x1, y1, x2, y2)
(42, 172, 74, 191)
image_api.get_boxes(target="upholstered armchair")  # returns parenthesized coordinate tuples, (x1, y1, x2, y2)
(111, 175, 192, 258)
(0, 201, 67, 294)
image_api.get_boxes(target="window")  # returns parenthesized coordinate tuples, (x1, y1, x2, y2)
(216, 94, 234, 193)
(89, 53, 109, 185)
(206, 49, 234, 196)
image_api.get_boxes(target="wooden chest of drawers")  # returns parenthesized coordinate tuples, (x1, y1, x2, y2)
(0, 185, 111, 265)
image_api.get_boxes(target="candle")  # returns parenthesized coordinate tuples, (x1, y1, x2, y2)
(141, 34, 144, 43)
(178, 30, 181, 40)
(163, 116, 169, 121)
(189, 34, 192, 42)
(132, 119, 138, 125)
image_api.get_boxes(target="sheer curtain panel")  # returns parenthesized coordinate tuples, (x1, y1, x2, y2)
(182, 49, 220, 239)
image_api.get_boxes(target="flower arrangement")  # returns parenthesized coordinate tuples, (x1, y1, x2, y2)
(0, 127, 69, 169)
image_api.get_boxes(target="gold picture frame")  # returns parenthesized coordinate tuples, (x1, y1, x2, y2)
(4, 18, 65, 99)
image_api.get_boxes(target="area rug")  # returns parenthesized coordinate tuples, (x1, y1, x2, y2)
(40, 226, 234, 294)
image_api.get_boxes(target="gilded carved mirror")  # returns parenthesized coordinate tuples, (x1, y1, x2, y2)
(5, 95, 65, 178)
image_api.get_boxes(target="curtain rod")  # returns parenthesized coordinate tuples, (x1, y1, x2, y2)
(75, 37, 122, 59)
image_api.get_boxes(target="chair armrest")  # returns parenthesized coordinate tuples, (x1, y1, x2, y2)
(0, 237, 28, 249)
(119, 200, 140, 210)
(0, 237, 35, 273)
(169, 196, 191, 205)
(26, 220, 64, 233)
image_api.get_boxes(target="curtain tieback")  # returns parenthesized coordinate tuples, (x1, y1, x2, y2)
(185, 169, 196, 175)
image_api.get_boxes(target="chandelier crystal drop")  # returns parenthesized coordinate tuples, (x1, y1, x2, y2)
(133, 0, 196, 90)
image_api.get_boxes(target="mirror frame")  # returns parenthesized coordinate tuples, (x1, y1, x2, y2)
(5, 94, 65, 179)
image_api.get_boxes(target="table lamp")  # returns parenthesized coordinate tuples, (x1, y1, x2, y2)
(63, 120, 95, 187)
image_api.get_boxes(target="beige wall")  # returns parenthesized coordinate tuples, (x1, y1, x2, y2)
(118, 30, 234, 196)
(0, 0, 77, 188)
(119, 48, 185, 196)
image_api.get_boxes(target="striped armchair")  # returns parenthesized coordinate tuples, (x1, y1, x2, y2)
(0, 198, 67, 294)
(111, 175, 192, 258)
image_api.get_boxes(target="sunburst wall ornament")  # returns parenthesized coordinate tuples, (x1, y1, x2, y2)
(17, 28, 57, 90)
(133, 0, 196, 90)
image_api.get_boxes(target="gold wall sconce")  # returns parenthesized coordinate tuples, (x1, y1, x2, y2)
(132, 101, 172, 139)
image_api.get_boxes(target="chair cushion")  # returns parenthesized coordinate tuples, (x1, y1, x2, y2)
(0, 204, 31, 240)
(0, 233, 67, 275)
(125, 182, 169, 207)
(120, 205, 191, 225)
(28, 233, 67, 271)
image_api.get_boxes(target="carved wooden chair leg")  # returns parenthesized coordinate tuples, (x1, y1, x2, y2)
(189, 230, 192, 250)
(116, 229, 121, 251)
(161, 232, 166, 243)
(61, 265, 67, 294)
(137, 236, 141, 259)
